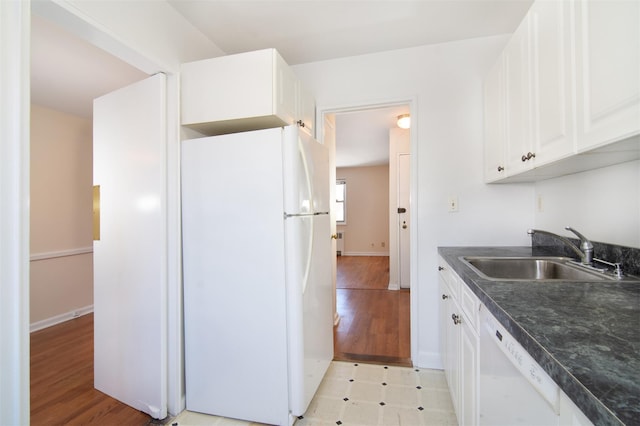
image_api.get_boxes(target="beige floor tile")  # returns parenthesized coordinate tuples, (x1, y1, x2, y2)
(341, 400, 382, 425)
(383, 384, 421, 407)
(174, 362, 455, 426)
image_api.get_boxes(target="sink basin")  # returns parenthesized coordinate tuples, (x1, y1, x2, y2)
(461, 256, 614, 281)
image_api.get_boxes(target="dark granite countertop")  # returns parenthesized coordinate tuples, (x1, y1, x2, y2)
(438, 246, 640, 426)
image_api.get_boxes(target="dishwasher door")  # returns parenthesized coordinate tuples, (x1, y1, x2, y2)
(479, 308, 560, 425)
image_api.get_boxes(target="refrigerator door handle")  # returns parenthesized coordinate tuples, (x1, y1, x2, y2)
(297, 134, 315, 213)
(301, 216, 314, 294)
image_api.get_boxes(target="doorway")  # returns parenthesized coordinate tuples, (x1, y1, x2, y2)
(325, 104, 413, 366)
(29, 11, 163, 423)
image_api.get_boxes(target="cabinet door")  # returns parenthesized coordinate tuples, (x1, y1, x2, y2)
(575, 0, 640, 150)
(483, 58, 506, 182)
(530, 0, 575, 165)
(297, 83, 316, 135)
(439, 276, 460, 418)
(505, 17, 534, 175)
(460, 319, 479, 426)
(274, 52, 298, 127)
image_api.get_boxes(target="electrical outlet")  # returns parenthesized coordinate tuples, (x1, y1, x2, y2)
(448, 196, 459, 213)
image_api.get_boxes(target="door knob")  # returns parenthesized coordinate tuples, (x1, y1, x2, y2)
(331, 234, 338, 239)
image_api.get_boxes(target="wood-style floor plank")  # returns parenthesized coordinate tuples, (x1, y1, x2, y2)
(30, 313, 152, 426)
(334, 256, 411, 367)
(336, 255, 390, 289)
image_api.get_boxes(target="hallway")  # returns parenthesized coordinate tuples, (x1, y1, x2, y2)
(334, 256, 411, 366)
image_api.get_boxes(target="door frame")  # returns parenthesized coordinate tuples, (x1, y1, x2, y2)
(0, 1, 31, 423)
(316, 97, 419, 363)
(2, 0, 185, 419)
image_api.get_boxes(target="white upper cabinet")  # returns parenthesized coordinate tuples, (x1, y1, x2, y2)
(574, 0, 640, 151)
(483, 59, 506, 182)
(297, 83, 316, 136)
(181, 48, 314, 136)
(529, 0, 575, 165)
(504, 16, 534, 176)
(483, 0, 639, 183)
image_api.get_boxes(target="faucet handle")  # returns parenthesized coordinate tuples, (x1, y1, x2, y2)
(564, 226, 594, 249)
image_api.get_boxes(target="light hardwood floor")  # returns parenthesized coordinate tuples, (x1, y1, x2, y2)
(334, 255, 411, 367)
(30, 313, 152, 426)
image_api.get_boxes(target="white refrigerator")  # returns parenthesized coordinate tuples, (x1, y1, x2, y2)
(181, 125, 334, 425)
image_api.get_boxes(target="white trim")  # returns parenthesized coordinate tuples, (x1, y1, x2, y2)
(30, 246, 93, 262)
(34, 2, 183, 416)
(317, 95, 419, 365)
(342, 252, 390, 256)
(415, 350, 443, 370)
(333, 312, 341, 326)
(0, 1, 31, 423)
(387, 282, 400, 291)
(30, 305, 94, 333)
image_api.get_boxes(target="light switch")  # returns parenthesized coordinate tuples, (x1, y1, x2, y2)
(448, 196, 459, 213)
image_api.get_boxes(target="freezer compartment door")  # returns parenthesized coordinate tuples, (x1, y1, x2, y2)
(282, 126, 330, 215)
(285, 213, 333, 415)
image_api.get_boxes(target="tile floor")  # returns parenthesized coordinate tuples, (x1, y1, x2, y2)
(169, 361, 457, 426)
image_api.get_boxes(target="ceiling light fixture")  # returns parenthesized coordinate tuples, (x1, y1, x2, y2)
(397, 114, 410, 129)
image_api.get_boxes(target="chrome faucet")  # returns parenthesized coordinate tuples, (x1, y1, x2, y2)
(527, 226, 594, 265)
(564, 226, 594, 265)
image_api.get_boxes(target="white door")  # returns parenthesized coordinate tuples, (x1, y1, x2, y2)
(398, 153, 410, 288)
(93, 73, 167, 419)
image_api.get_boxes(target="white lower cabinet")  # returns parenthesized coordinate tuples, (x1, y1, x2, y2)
(438, 257, 479, 425)
(438, 257, 594, 426)
(460, 317, 479, 425)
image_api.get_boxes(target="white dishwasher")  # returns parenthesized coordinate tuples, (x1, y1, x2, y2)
(479, 307, 561, 425)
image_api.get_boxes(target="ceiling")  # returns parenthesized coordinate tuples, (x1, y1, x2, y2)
(30, 0, 533, 167)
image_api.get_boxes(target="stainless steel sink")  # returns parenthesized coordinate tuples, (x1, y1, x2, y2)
(461, 256, 614, 281)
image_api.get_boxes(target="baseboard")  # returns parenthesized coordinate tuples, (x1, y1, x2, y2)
(30, 305, 94, 333)
(342, 252, 390, 256)
(333, 312, 341, 326)
(388, 281, 400, 291)
(414, 350, 443, 370)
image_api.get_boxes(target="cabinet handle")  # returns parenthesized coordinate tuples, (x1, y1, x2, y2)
(296, 120, 306, 128)
(438, 266, 445, 271)
(442, 294, 449, 300)
(497, 166, 504, 172)
(451, 313, 461, 325)
(521, 152, 536, 162)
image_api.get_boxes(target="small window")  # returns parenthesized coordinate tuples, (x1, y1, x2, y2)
(336, 179, 346, 224)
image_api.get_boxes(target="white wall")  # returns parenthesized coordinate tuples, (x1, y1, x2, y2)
(30, 104, 93, 328)
(535, 160, 640, 248)
(336, 165, 389, 255)
(294, 35, 535, 368)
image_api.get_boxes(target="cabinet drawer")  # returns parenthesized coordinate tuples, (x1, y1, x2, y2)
(460, 281, 480, 332)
